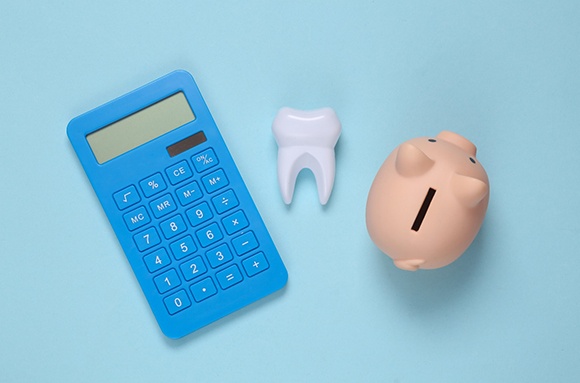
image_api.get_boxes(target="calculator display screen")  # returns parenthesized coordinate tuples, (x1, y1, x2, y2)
(87, 92, 195, 163)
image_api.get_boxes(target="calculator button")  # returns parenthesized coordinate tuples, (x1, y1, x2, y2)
(242, 252, 270, 277)
(113, 186, 140, 210)
(216, 265, 243, 290)
(190, 278, 217, 302)
(143, 248, 171, 273)
(211, 189, 239, 214)
(179, 256, 207, 281)
(139, 173, 167, 197)
(185, 202, 213, 227)
(159, 215, 187, 239)
(134, 227, 161, 252)
(232, 231, 259, 255)
(149, 194, 177, 218)
(192, 148, 219, 173)
(205, 244, 233, 269)
(123, 206, 151, 231)
(196, 223, 223, 247)
(153, 269, 182, 294)
(169, 235, 197, 260)
(164, 290, 191, 315)
(166, 161, 192, 185)
(175, 181, 203, 206)
(221, 210, 249, 235)
(201, 169, 229, 194)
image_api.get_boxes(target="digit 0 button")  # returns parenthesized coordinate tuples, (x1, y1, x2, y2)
(164, 290, 191, 315)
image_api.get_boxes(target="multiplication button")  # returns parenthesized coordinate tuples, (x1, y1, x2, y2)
(221, 210, 249, 235)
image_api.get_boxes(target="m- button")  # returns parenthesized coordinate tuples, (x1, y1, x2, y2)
(166, 161, 192, 185)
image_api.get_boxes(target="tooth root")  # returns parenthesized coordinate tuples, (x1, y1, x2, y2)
(272, 108, 341, 205)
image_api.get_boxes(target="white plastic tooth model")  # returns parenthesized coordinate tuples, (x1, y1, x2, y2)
(272, 107, 341, 205)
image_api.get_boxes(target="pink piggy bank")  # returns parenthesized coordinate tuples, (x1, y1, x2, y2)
(366, 131, 490, 271)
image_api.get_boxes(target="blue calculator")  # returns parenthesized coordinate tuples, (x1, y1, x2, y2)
(67, 70, 287, 339)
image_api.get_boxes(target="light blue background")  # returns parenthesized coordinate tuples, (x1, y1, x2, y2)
(2, 1, 579, 382)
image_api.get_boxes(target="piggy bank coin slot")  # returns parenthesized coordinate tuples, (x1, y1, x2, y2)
(411, 187, 436, 232)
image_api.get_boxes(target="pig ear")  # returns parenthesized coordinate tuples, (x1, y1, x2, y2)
(395, 143, 434, 177)
(451, 173, 488, 208)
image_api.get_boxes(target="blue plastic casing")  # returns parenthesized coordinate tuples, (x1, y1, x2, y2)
(67, 70, 287, 339)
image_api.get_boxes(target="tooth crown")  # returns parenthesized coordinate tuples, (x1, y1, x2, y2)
(272, 107, 342, 205)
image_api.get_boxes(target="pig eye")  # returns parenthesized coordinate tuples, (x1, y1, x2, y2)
(428, 139, 436, 143)
(469, 157, 476, 164)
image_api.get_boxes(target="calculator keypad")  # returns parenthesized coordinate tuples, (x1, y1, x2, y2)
(115, 149, 278, 318)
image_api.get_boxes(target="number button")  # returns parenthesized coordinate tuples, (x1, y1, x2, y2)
(205, 244, 233, 268)
(211, 189, 239, 214)
(143, 248, 171, 273)
(169, 235, 197, 260)
(232, 231, 259, 255)
(242, 252, 270, 277)
(113, 186, 140, 210)
(123, 206, 151, 231)
(139, 173, 167, 197)
(134, 227, 161, 252)
(190, 278, 217, 302)
(195, 223, 223, 248)
(175, 181, 203, 206)
(201, 169, 229, 194)
(153, 269, 181, 294)
(166, 161, 192, 185)
(179, 256, 207, 281)
(159, 215, 187, 239)
(221, 210, 249, 235)
(192, 148, 219, 173)
(186, 202, 213, 227)
(163, 290, 191, 315)
(149, 194, 177, 218)
(216, 265, 243, 290)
